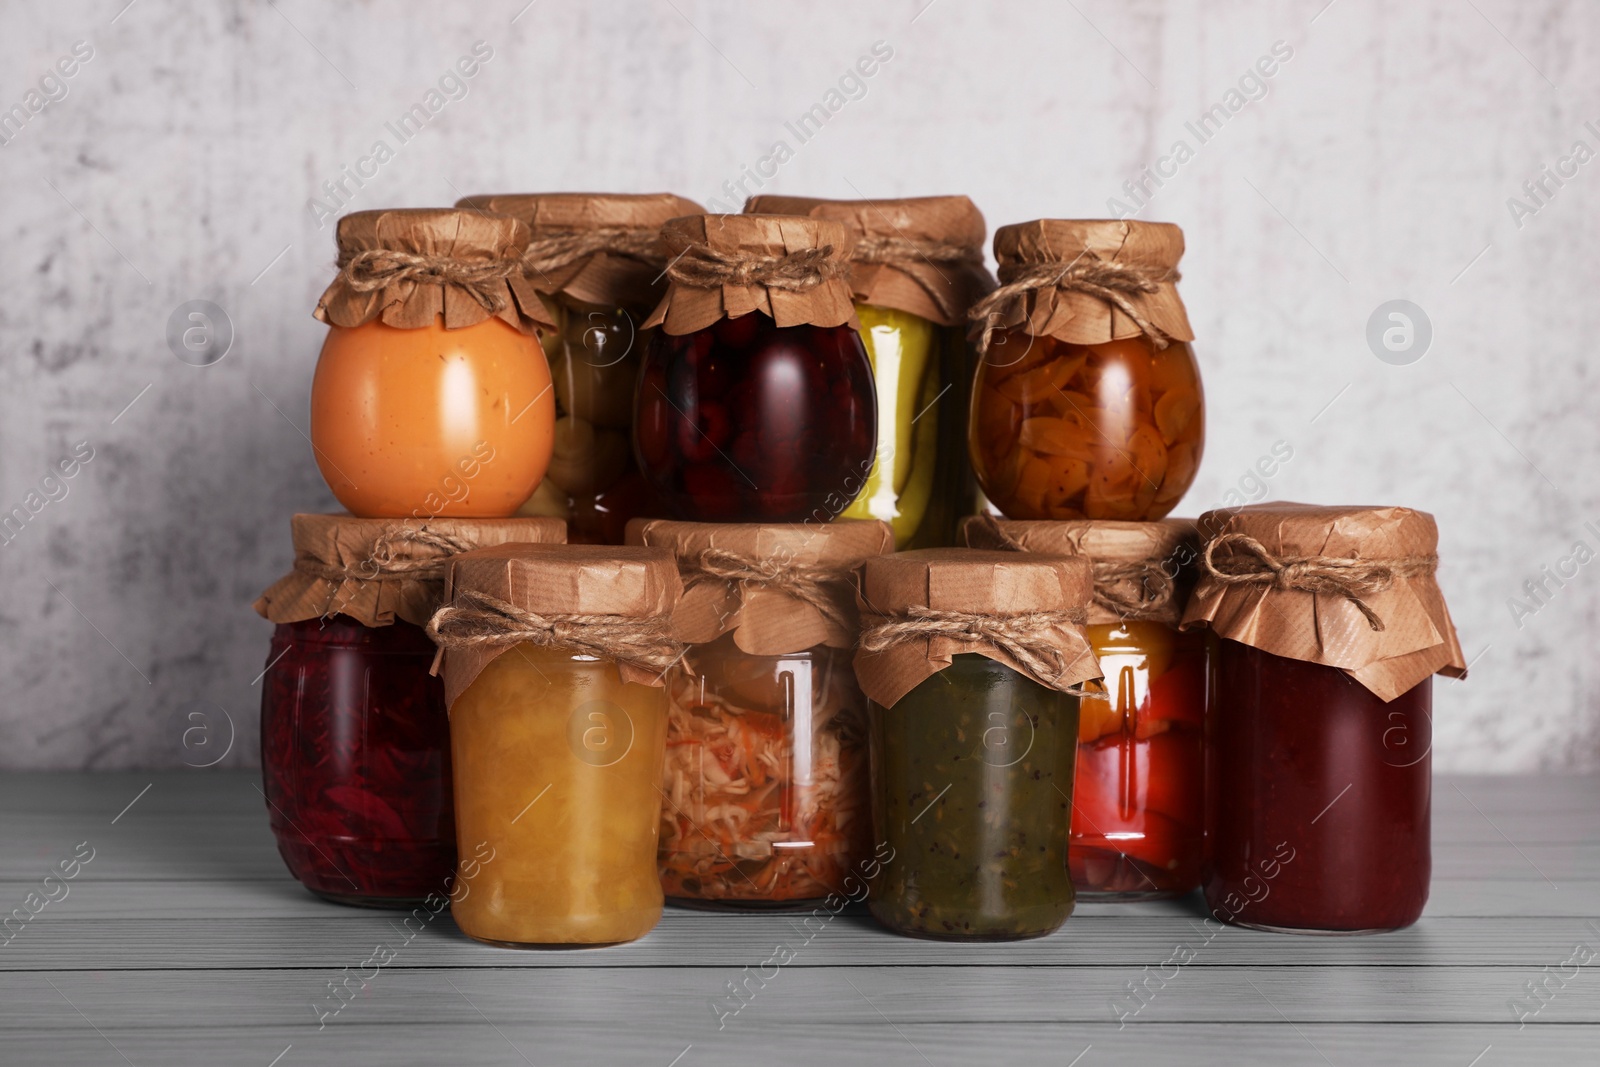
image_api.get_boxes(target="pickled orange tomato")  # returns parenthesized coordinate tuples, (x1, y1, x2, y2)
(310, 316, 555, 518)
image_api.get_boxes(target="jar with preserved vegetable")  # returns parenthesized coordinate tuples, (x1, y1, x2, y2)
(744, 195, 995, 547)
(311, 208, 557, 518)
(627, 518, 893, 908)
(636, 214, 877, 523)
(854, 549, 1102, 940)
(1182, 503, 1467, 933)
(429, 543, 682, 946)
(253, 513, 564, 906)
(455, 193, 704, 543)
(965, 515, 1207, 898)
(968, 219, 1202, 521)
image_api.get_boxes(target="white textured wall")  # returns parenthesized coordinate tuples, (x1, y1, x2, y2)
(1, 0, 1594, 771)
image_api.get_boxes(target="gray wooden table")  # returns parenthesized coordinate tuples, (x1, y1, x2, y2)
(1, 772, 1595, 1066)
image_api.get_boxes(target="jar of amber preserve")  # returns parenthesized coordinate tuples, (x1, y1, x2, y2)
(429, 543, 682, 946)
(455, 193, 704, 543)
(854, 549, 1102, 940)
(1182, 503, 1467, 934)
(965, 515, 1207, 900)
(968, 219, 1202, 521)
(254, 513, 565, 907)
(636, 214, 877, 523)
(745, 195, 995, 547)
(627, 517, 893, 908)
(311, 208, 557, 518)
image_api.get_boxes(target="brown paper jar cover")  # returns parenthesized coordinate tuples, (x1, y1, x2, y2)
(437, 543, 682, 705)
(985, 219, 1195, 347)
(742, 195, 994, 327)
(454, 192, 704, 311)
(642, 214, 860, 336)
(1179, 503, 1467, 702)
(626, 518, 894, 656)
(253, 513, 567, 629)
(854, 548, 1102, 708)
(313, 208, 554, 334)
(961, 516, 1199, 627)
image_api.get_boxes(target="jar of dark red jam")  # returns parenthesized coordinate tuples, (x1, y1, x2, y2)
(253, 513, 565, 907)
(637, 214, 876, 523)
(1182, 503, 1466, 934)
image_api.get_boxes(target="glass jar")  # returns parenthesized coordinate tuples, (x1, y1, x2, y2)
(659, 634, 870, 908)
(1184, 503, 1467, 934)
(1074, 622, 1207, 898)
(1206, 641, 1432, 933)
(260, 616, 453, 906)
(744, 195, 995, 547)
(432, 542, 681, 946)
(636, 312, 876, 523)
(971, 335, 1202, 520)
(448, 643, 670, 946)
(456, 192, 702, 542)
(868, 654, 1080, 940)
(968, 219, 1201, 521)
(310, 209, 555, 518)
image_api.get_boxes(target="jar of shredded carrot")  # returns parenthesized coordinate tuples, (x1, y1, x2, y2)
(455, 192, 704, 543)
(968, 219, 1202, 521)
(627, 517, 893, 909)
(429, 543, 683, 946)
(310, 209, 557, 519)
(744, 195, 995, 548)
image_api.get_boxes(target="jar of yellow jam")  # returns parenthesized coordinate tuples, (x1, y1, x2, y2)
(428, 543, 683, 946)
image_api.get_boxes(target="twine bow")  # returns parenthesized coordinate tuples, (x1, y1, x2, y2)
(1201, 533, 1437, 632)
(681, 547, 853, 631)
(336, 248, 521, 313)
(967, 513, 1178, 622)
(968, 257, 1181, 355)
(664, 244, 847, 292)
(859, 605, 1089, 686)
(294, 526, 478, 585)
(521, 226, 668, 278)
(426, 588, 683, 675)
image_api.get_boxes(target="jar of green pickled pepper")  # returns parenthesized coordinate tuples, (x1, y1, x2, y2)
(744, 196, 994, 548)
(853, 549, 1102, 940)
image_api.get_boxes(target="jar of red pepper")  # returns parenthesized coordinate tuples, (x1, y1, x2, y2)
(1182, 503, 1467, 933)
(253, 513, 564, 907)
(636, 214, 877, 523)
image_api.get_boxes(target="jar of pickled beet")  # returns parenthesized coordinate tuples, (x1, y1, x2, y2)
(744, 195, 995, 547)
(627, 518, 893, 909)
(1182, 503, 1467, 933)
(253, 513, 565, 907)
(429, 543, 683, 946)
(311, 209, 557, 518)
(455, 193, 704, 543)
(968, 219, 1202, 521)
(636, 214, 877, 523)
(963, 516, 1207, 900)
(854, 549, 1102, 940)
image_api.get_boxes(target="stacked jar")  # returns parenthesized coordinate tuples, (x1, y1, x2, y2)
(1182, 503, 1466, 933)
(853, 549, 1103, 940)
(455, 192, 704, 543)
(743, 195, 995, 547)
(254, 514, 564, 906)
(628, 518, 893, 909)
(963, 516, 1207, 899)
(260, 207, 567, 907)
(428, 543, 684, 945)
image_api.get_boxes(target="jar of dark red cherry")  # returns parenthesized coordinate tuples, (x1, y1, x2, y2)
(636, 214, 877, 523)
(1182, 503, 1467, 934)
(454, 192, 704, 543)
(964, 515, 1207, 900)
(253, 513, 564, 907)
